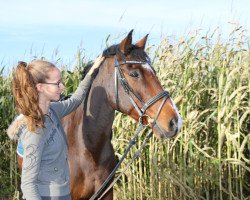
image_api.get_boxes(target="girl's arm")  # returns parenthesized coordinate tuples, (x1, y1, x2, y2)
(21, 129, 45, 200)
(50, 56, 104, 118)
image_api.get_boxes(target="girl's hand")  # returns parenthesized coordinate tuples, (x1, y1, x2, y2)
(88, 56, 105, 77)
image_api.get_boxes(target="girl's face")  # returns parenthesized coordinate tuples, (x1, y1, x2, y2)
(37, 67, 65, 102)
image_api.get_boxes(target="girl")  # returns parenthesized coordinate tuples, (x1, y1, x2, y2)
(7, 57, 104, 200)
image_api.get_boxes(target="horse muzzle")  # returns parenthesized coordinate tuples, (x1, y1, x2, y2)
(152, 116, 182, 139)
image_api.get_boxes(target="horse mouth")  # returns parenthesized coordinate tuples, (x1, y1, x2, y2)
(152, 123, 178, 139)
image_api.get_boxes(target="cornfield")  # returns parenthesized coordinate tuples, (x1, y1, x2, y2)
(0, 26, 249, 200)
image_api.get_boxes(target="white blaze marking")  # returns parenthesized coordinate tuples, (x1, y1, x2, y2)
(142, 63, 154, 72)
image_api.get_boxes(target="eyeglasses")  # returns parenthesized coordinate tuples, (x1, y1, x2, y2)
(42, 80, 64, 88)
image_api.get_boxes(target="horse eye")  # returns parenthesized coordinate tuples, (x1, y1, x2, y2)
(129, 71, 139, 78)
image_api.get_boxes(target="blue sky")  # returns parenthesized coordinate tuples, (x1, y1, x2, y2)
(0, 0, 249, 73)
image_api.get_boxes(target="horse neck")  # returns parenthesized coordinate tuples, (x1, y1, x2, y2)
(82, 67, 115, 147)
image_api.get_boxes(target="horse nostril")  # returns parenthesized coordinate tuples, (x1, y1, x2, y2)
(169, 118, 177, 132)
(170, 119, 174, 127)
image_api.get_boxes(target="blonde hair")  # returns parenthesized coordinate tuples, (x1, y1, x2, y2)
(12, 60, 56, 132)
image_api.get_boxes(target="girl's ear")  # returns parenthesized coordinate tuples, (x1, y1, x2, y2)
(36, 83, 43, 93)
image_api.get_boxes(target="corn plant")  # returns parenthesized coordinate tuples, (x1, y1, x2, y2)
(0, 26, 249, 200)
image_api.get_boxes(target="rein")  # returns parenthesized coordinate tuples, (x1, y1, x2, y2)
(89, 55, 170, 200)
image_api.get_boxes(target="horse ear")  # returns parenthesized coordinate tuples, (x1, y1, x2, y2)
(119, 30, 133, 55)
(135, 34, 149, 49)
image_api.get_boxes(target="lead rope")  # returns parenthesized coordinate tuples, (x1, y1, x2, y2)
(97, 95, 168, 199)
(89, 123, 144, 200)
(98, 131, 153, 199)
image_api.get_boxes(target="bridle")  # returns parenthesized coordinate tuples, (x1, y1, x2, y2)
(89, 52, 171, 200)
(114, 55, 170, 127)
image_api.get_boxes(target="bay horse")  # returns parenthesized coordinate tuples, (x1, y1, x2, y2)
(17, 30, 182, 199)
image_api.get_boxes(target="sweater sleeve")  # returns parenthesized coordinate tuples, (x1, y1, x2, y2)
(21, 129, 45, 200)
(50, 74, 93, 118)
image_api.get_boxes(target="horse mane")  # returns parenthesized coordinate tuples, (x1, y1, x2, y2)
(81, 62, 94, 80)
(102, 44, 119, 57)
(102, 44, 151, 63)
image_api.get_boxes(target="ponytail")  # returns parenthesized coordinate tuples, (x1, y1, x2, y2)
(12, 60, 54, 132)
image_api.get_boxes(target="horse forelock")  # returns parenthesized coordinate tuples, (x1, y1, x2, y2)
(129, 47, 151, 63)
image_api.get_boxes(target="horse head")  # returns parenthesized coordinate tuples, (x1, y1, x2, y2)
(98, 30, 182, 138)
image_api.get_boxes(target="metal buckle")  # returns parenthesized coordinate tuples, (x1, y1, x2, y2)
(139, 114, 152, 127)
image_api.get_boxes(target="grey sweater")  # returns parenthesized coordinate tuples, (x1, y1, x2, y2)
(7, 74, 93, 200)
